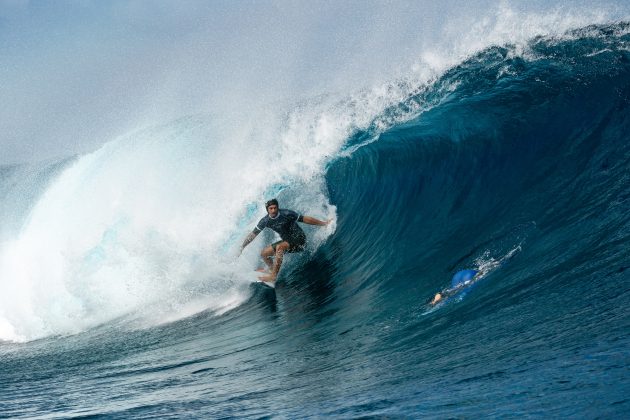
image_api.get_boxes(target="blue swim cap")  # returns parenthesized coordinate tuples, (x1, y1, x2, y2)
(451, 269, 478, 288)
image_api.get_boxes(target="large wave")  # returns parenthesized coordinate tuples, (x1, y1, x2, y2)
(1, 18, 628, 344)
(326, 22, 630, 297)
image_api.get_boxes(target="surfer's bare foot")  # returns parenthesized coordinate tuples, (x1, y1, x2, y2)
(256, 268, 270, 273)
(258, 274, 276, 283)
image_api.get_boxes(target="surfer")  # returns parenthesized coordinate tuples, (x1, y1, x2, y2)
(239, 198, 331, 283)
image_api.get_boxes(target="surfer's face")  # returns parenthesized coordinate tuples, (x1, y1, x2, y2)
(267, 204, 279, 218)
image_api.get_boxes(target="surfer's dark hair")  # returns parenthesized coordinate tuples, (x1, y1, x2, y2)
(265, 198, 279, 209)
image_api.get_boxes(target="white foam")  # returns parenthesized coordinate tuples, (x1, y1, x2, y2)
(0, 99, 370, 341)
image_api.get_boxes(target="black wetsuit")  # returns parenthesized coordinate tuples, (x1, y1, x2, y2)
(254, 209, 306, 252)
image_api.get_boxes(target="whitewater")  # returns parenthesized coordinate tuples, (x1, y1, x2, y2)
(1, 3, 629, 418)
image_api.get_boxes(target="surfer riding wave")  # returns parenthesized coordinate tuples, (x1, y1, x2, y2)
(239, 199, 331, 284)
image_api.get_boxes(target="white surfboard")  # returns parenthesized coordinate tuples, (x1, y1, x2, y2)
(251, 269, 276, 289)
(255, 278, 276, 289)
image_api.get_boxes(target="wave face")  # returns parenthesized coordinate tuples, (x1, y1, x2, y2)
(1, 22, 629, 418)
(327, 22, 630, 301)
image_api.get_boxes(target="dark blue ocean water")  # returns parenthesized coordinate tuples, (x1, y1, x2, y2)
(1, 22, 629, 418)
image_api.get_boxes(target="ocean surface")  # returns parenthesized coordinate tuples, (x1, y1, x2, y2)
(1, 21, 629, 418)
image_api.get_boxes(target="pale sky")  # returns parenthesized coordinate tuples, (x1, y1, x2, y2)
(0, 0, 627, 164)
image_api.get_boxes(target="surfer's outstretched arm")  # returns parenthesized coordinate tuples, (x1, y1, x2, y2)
(301, 216, 331, 226)
(239, 231, 258, 256)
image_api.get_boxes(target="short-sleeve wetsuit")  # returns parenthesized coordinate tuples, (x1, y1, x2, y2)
(254, 209, 306, 252)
